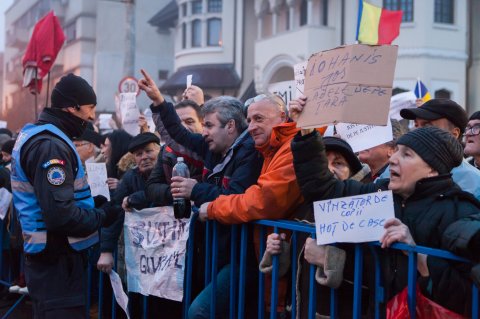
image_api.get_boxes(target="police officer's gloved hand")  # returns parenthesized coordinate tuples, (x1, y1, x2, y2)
(101, 203, 120, 227)
(94, 195, 109, 208)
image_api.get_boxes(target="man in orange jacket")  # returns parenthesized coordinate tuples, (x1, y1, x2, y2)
(198, 93, 305, 316)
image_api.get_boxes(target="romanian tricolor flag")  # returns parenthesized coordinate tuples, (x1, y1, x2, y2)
(356, 1, 403, 45)
(414, 79, 432, 103)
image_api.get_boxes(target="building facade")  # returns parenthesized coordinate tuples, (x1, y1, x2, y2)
(2, 0, 174, 131)
(153, 0, 479, 113)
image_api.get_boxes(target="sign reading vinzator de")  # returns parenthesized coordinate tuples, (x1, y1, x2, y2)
(296, 44, 398, 128)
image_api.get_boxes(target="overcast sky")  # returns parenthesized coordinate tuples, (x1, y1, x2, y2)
(0, 0, 15, 51)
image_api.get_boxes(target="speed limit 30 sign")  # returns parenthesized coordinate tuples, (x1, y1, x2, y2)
(119, 76, 140, 96)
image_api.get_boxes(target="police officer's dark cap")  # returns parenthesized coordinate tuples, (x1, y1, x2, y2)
(51, 73, 97, 109)
(400, 98, 468, 134)
(1, 139, 15, 155)
(128, 133, 160, 153)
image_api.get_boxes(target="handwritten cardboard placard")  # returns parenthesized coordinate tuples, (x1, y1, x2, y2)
(314, 190, 395, 245)
(294, 61, 308, 99)
(297, 44, 398, 128)
(120, 92, 140, 136)
(124, 207, 190, 301)
(86, 163, 110, 201)
(268, 80, 295, 108)
(324, 120, 393, 153)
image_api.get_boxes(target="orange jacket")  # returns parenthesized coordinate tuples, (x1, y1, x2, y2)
(207, 121, 304, 223)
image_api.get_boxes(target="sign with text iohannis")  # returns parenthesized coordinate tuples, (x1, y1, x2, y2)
(324, 119, 393, 153)
(268, 81, 294, 107)
(314, 190, 395, 245)
(124, 207, 190, 301)
(297, 44, 398, 128)
(86, 163, 110, 201)
(120, 92, 140, 136)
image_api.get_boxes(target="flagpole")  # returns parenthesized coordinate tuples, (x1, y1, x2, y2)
(34, 68, 38, 121)
(355, 0, 363, 42)
(45, 72, 51, 108)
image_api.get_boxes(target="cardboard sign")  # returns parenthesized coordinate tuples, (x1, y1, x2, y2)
(324, 120, 393, 153)
(124, 207, 190, 301)
(120, 93, 140, 136)
(86, 163, 110, 201)
(0, 188, 12, 220)
(389, 91, 416, 121)
(268, 81, 295, 107)
(297, 44, 398, 128)
(294, 61, 308, 99)
(314, 190, 395, 245)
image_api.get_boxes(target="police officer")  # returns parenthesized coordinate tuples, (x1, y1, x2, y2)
(11, 74, 119, 318)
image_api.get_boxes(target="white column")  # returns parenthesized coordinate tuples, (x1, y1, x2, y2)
(272, 10, 278, 35)
(307, 0, 313, 25)
(257, 16, 263, 40)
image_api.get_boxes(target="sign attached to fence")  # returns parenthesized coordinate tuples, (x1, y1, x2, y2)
(124, 207, 190, 301)
(313, 190, 395, 245)
(297, 44, 398, 128)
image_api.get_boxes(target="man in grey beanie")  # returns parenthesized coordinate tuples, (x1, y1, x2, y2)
(11, 73, 121, 318)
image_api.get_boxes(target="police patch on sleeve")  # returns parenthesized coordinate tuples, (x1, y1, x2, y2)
(46, 166, 66, 186)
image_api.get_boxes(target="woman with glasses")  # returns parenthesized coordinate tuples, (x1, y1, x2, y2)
(464, 111, 480, 169)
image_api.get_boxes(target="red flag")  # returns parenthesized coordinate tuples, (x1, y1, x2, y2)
(22, 11, 65, 94)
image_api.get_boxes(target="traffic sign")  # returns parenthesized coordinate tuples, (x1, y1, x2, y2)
(118, 76, 140, 96)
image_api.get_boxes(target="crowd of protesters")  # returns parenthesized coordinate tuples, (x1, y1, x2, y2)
(1, 68, 480, 319)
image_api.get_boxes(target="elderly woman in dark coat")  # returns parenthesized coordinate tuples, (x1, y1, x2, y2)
(265, 97, 480, 318)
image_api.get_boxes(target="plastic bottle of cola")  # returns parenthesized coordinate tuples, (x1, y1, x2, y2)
(172, 157, 191, 219)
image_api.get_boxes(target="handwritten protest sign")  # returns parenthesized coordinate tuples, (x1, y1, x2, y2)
(324, 119, 393, 153)
(0, 188, 12, 220)
(297, 44, 398, 128)
(86, 163, 110, 201)
(389, 91, 416, 121)
(120, 92, 140, 136)
(124, 207, 190, 301)
(98, 113, 113, 131)
(143, 109, 156, 133)
(314, 190, 395, 245)
(294, 61, 307, 99)
(268, 81, 295, 107)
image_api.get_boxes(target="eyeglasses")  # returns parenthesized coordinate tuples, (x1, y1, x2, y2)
(244, 94, 267, 109)
(464, 124, 480, 136)
(74, 142, 91, 148)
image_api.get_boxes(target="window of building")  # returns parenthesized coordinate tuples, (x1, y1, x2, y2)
(182, 23, 187, 49)
(383, 0, 414, 22)
(208, 0, 222, 13)
(321, 0, 328, 26)
(192, 0, 202, 14)
(65, 22, 77, 44)
(434, 0, 454, 24)
(207, 18, 222, 46)
(434, 88, 451, 99)
(300, 0, 308, 26)
(191, 19, 202, 47)
(182, 3, 187, 17)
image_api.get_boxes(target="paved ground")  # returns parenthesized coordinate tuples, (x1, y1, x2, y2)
(0, 294, 32, 319)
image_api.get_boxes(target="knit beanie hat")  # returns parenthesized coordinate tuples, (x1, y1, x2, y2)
(469, 111, 480, 121)
(396, 126, 463, 174)
(51, 74, 97, 108)
(1, 139, 15, 155)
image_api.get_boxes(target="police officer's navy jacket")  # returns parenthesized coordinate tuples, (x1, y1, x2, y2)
(11, 109, 105, 254)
